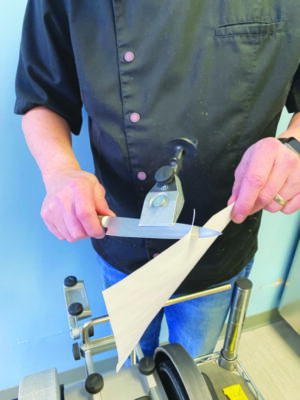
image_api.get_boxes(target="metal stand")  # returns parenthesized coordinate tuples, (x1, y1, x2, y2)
(63, 278, 232, 377)
(219, 277, 253, 371)
(17, 277, 264, 399)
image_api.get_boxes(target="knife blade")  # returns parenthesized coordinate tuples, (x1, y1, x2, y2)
(98, 216, 221, 239)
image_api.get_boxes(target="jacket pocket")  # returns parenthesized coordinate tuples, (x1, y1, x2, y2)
(215, 20, 286, 37)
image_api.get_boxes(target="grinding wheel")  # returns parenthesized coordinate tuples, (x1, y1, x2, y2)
(154, 343, 213, 400)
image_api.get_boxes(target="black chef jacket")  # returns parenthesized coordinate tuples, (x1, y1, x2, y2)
(15, 0, 300, 294)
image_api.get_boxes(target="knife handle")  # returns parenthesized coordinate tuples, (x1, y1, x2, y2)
(97, 215, 111, 228)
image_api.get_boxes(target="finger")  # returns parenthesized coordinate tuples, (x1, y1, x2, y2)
(281, 192, 300, 214)
(63, 211, 89, 242)
(42, 196, 85, 242)
(74, 184, 106, 238)
(44, 213, 74, 241)
(230, 153, 250, 204)
(277, 162, 300, 200)
(250, 164, 291, 215)
(75, 205, 105, 239)
(227, 195, 235, 206)
(50, 214, 75, 242)
(94, 183, 116, 216)
(52, 178, 104, 239)
(41, 200, 68, 240)
(51, 192, 85, 242)
(232, 149, 275, 223)
(263, 157, 300, 213)
(264, 193, 287, 213)
(254, 158, 289, 210)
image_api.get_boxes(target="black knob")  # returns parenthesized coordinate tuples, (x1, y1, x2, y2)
(138, 357, 156, 376)
(68, 302, 83, 316)
(64, 276, 78, 287)
(72, 343, 81, 361)
(85, 373, 104, 394)
(167, 137, 198, 159)
(236, 277, 253, 290)
(155, 165, 174, 184)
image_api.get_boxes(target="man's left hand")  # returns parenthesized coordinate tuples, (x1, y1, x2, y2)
(229, 136, 300, 223)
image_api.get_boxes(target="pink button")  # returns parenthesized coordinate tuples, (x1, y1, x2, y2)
(153, 253, 160, 258)
(130, 112, 141, 123)
(124, 51, 135, 62)
(137, 171, 147, 181)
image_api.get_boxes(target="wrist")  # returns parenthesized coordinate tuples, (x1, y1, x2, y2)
(42, 163, 82, 187)
(277, 136, 300, 156)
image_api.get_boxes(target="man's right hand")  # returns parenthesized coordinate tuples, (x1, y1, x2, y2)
(21, 107, 115, 242)
(41, 169, 115, 242)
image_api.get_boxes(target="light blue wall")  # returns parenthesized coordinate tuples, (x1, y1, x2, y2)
(1, 0, 299, 391)
(247, 112, 300, 316)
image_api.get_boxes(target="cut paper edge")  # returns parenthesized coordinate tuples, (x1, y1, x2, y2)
(103, 204, 234, 371)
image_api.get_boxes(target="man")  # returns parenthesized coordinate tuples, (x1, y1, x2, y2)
(15, 0, 300, 358)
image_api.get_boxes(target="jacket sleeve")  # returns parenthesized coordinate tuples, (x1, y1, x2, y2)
(14, 0, 83, 134)
(286, 64, 300, 114)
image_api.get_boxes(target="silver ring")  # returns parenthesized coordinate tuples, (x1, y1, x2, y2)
(274, 194, 287, 206)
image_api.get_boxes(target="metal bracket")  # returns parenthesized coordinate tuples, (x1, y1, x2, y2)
(63, 277, 92, 339)
(139, 137, 197, 227)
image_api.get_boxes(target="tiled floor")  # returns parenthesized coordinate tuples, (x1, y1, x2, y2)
(234, 320, 300, 400)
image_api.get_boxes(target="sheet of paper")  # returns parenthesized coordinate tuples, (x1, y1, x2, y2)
(102, 204, 234, 371)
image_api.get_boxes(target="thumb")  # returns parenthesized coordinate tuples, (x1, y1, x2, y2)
(94, 183, 116, 217)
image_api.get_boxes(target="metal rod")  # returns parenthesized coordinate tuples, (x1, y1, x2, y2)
(82, 316, 109, 345)
(164, 283, 232, 307)
(135, 343, 144, 361)
(81, 335, 116, 356)
(82, 283, 231, 343)
(80, 282, 233, 374)
(85, 349, 96, 375)
(219, 278, 252, 371)
(130, 348, 137, 365)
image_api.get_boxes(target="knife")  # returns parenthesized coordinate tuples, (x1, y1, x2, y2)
(98, 216, 221, 239)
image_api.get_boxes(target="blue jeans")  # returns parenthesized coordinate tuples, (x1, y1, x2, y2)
(99, 256, 253, 358)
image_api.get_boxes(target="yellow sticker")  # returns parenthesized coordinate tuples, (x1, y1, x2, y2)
(223, 384, 249, 400)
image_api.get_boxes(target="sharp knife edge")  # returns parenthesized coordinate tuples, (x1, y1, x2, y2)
(99, 216, 221, 239)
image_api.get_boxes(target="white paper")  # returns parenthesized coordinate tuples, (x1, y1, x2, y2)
(102, 204, 234, 371)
